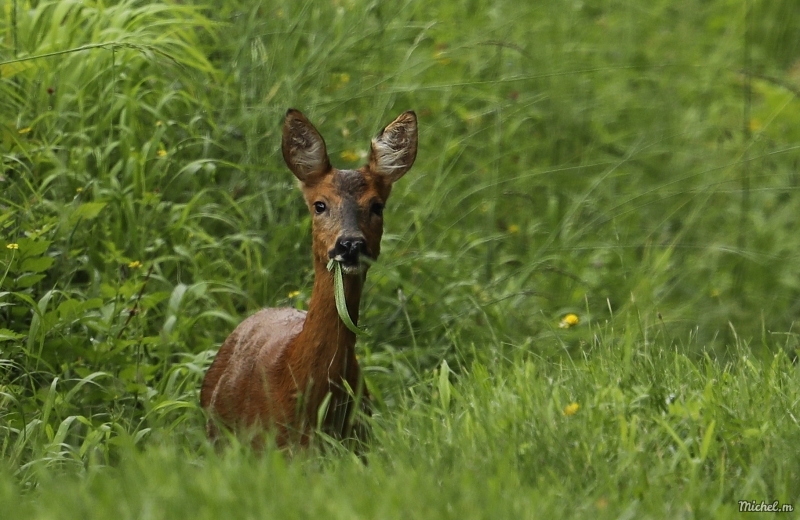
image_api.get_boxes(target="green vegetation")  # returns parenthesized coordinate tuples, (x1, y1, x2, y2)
(1, 0, 799, 517)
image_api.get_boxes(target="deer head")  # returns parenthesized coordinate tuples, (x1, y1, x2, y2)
(282, 109, 418, 275)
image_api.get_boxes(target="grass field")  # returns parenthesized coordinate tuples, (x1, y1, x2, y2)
(1, 0, 800, 517)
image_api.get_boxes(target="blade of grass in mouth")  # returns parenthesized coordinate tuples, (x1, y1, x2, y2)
(327, 259, 368, 336)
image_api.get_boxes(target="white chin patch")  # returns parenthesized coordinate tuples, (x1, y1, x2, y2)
(333, 256, 366, 275)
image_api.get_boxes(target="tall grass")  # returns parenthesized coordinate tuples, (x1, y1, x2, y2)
(1, 0, 800, 515)
(3, 334, 800, 518)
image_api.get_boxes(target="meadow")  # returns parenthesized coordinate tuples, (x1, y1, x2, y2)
(1, 0, 800, 517)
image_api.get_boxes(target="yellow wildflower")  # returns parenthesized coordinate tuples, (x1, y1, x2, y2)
(157, 149, 167, 157)
(6, 243, 19, 250)
(434, 51, 451, 65)
(559, 313, 579, 328)
(340, 150, 360, 162)
(563, 402, 580, 416)
(128, 260, 142, 269)
(76, 187, 83, 193)
(332, 73, 350, 90)
(288, 290, 300, 298)
(507, 224, 520, 234)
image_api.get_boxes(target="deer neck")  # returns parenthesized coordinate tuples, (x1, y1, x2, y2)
(289, 259, 364, 375)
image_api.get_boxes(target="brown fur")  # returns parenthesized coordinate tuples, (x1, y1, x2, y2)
(200, 109, 418, 448)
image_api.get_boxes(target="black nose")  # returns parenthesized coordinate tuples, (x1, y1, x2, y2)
(332, 236, 366, 263)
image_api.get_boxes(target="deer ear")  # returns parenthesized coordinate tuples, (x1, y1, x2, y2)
(282, 109, 331, 183)
(369, 111, 418, 183)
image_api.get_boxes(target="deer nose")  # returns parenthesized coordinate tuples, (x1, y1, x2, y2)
(331, 236, 366, 264)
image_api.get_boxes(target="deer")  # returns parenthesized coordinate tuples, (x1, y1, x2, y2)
(200, 109, 418, 448)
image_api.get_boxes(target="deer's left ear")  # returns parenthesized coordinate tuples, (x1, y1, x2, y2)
(368, 111, 418, 183)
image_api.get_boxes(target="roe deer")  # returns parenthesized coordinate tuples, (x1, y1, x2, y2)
(200, 109, 418, 447)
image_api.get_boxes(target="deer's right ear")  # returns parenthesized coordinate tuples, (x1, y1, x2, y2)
(282, 109, 331, 183)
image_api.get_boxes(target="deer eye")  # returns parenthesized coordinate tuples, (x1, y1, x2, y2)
(313, 201, 327, 214)
(370, 202, 384, 217)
